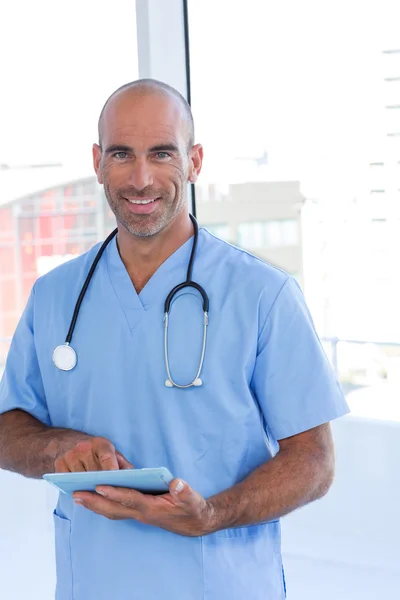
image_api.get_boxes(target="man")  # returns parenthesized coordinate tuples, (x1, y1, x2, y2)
(0, 79, 349, 600)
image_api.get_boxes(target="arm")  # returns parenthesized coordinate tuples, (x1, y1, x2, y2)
(69, 422, 334, 536)
(206, 422, 334, 531)
(0, 409, 91, 478)
(0, 409, 133, 479)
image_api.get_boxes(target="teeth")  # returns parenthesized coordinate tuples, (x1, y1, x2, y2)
(128, 198, 156, 205)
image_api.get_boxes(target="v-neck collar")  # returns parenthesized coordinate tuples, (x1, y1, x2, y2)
(105, 231, 202, 330)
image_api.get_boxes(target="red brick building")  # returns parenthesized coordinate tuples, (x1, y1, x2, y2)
(0, 176, 116, 367)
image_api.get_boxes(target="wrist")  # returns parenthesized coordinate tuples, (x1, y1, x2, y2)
(203, 485, 251, 534)
(203, 496, 235, 535)
(202, 499, 219, 535)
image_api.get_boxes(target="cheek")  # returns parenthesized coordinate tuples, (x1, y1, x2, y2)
(154, 168, 182, 195)
(102, 164, 128, 188)
(167, 163, 188, 188)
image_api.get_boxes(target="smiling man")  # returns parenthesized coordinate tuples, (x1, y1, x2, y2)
(0, 79, 349, 600)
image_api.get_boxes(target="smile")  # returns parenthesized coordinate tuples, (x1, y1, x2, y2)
(126, 198, 158, 205)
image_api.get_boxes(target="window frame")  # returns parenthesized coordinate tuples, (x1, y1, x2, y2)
(135, 0, 196, 215)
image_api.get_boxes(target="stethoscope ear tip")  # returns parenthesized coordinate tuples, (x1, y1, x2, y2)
(165, 379, 174, 387)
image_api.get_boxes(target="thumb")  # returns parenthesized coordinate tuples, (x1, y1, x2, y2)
(170, 478, 190, 499)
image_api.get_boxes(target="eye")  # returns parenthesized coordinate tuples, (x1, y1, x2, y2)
(155, 152, 171, 159)
(113, 152, 128, 160)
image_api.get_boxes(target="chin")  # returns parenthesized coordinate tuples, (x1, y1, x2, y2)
(129, 228, 155, 238)
(125, 220, 166, 238)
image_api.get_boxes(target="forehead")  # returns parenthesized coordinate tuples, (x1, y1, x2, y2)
(100, 91, 186, 148)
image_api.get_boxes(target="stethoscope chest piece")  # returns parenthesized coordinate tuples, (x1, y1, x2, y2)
(165, 377, 203, 388)
(52, 344, 77, 371)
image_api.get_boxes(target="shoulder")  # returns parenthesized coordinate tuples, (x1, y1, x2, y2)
(200, 228, 291, 299)
(33, 242, 103, 298)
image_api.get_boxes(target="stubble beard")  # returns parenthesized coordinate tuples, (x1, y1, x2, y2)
(103, 183, 186, 238)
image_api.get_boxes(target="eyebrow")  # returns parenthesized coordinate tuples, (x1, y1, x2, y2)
(104, 143, 180, 155)
(104, 144, 132, 155)
(149, 144, 179, 153)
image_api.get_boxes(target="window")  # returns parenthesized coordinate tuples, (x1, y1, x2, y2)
(280, 219, 300, 246)
(188, 3, 400, 597)
(1, 3, 400, 599)
(0, 1, 138, 322)
(238, 220, 299, 249)
(371, 218, 389, 251)
(203, 223, 231, 241)
(236, 223, 257, 248)
(0, 3, 138, 598)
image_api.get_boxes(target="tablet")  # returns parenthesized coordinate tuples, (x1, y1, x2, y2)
(42, 467, 174, 496)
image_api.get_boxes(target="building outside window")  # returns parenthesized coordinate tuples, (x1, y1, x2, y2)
(202, 223, 231, 241)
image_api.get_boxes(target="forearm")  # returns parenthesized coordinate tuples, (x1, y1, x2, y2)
(0, 409, 90, 479)
(207, 433, 334, 532)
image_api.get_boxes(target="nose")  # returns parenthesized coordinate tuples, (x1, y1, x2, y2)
(126, 157, 154, 191)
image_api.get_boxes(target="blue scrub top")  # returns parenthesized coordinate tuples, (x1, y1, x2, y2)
(0, 228, 349, 600)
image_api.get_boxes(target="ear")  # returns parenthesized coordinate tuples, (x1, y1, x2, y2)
(92, 143, 103, 184)
(188, 144, 203, 184)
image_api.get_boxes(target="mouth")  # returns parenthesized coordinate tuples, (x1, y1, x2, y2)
(126, 197, 157, 205)
(123, 196, 161, 214)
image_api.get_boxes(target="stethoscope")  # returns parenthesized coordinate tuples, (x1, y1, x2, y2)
(52, 214, 209, 388)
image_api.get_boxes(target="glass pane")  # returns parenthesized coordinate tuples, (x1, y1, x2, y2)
(189, 1, 400, 597)
(0, 3, 138, 599)
(0, 1, 137, 326)
(281, 220, 299, 246)
(204, 223, 231, 241)
(264, 221, 282, 247)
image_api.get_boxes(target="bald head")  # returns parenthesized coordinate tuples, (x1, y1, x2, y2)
(98, 79, 195, 150)
(92, 78, 204, 239)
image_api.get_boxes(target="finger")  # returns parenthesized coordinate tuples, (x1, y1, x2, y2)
(54, 457, 71, 473)
(93, 439, 119, 471)
(73, 492, 139, 521)
(116, 452, 134, 470)
(95, 486, 149, 510)
(81, 453, 99, 472)
(62, 449, 87, 473)
(74, 442, 100, 472)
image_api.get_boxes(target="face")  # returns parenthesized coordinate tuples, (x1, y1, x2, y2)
(93, 91, 203, 238)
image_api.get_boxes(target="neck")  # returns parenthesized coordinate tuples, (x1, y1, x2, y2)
(116, 209, 194, 293)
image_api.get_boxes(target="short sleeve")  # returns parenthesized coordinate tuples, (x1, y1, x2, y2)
(0, 286, 51, 425)
(251, 277, 349, 440)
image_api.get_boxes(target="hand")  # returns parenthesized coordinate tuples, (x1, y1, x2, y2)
(54, 436, 133, 472)
(72, 479, 215, 537)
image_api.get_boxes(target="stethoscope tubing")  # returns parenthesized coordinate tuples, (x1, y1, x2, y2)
(53, 214, 209, 388)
